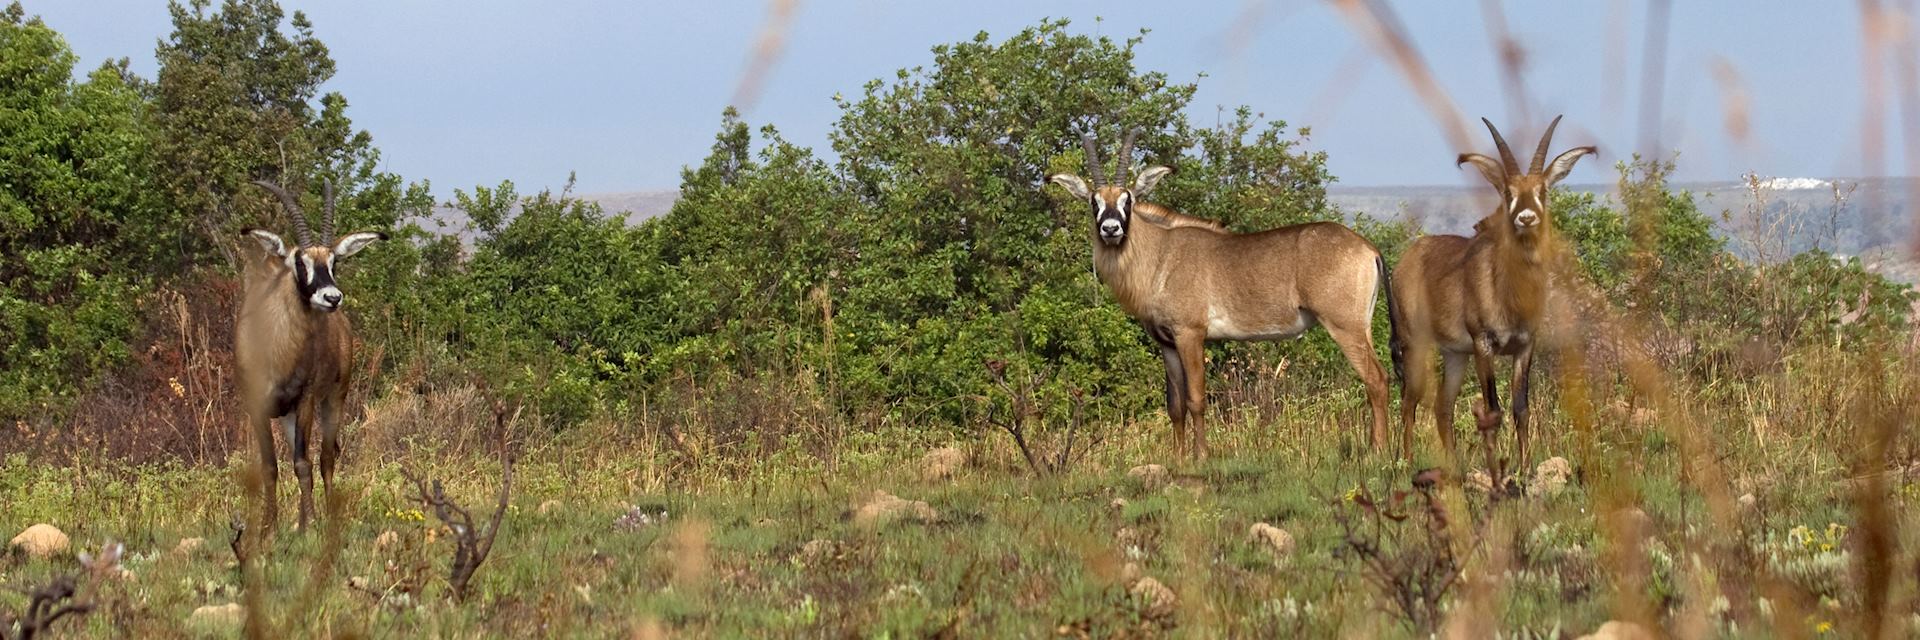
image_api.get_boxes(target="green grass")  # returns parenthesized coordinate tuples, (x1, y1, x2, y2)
(2, 354, 1917, 638)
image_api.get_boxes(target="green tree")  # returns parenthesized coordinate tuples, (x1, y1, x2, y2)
(151, 0, 414, 266)
(0, 4, 167, 417)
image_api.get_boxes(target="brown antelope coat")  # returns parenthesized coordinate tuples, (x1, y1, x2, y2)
(1389, 116, 1594, 472)
(236, 180, 384, 528)
(1051, 133, 1392, 459)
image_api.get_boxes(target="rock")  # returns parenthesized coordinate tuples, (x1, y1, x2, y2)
(1631, 406, 1657, 426)
(852, 490, 937, 527)
(346, 575, 371, 591)
(187, 603, 245, 629)
(1577, 620, 1655, 640)
(1736, 493, 1757, 511)
(1109, 498, 1129, 512)
(615, 506, 671, 532)
(1130, 576, 1178, 617)
(1127, 464, 1169, 489)
(537, 499, 563, 515)
(1465, 469, 1495, 494)
(921, 447, 967, 481)
(1609, 507, 1654, 540)
(1163, 480, 1205, 499)
(798, 539, 840, 564)
(881, 583, 925, 603)
(173, 537, 205, 556)
(1412, 467, 1448, 490)
(1247, 523, 1295, 560)
(1529, 456, 1573, 497)
(373, 530, 400, 551)
(9, 524, 69, 558)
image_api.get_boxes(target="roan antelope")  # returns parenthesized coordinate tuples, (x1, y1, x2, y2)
(1048, 130, 1394, 460)
(1388, 115, 1594, 473)
(236, 179, 386, 528)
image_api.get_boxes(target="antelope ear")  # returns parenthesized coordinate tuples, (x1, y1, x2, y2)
(1048, 174, 1091, 200)
(332, 231, 387, 258)
(1544, 146, 1596, 185)
(241, 228, 288, 257)
(1131, 166, 1173, 197)
(1458, 153, 1506, 190)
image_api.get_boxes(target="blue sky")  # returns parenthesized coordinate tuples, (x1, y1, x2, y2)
(29, 1, 1902, 195)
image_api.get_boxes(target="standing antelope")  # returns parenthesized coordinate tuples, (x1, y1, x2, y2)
(236, 179, 386, 528)
(1388, 115, 1593, 472)
(1049, 131, 1394, 460)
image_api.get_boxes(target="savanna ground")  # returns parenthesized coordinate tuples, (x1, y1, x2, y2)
(4, 335, 1918, 637)
(7, 2, 1920, 637)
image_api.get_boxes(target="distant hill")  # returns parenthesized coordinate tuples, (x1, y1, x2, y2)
(1331, 177, 1918, 284)
(417, 190, 681, 244)
(420, 180, 1920, 285)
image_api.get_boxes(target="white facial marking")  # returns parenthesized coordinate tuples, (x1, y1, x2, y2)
(1095, 197, 1124, 239)
(310, 285, 341, 310)
(1514, 209, 1539, 226)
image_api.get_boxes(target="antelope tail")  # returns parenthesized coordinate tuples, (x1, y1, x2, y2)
(1379, 253, 1405, 386)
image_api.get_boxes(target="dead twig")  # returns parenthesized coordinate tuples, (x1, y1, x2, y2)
(2, 575, 93, 640)
(401, 401, 517, 603)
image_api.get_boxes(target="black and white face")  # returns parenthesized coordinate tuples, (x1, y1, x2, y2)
(1048, 166, 1171, 249)
(295, 248, 344, 311)
(1094, 188, 1133, 246)
(1503, 178, 1550, 237)
(244, 229, 387, 312)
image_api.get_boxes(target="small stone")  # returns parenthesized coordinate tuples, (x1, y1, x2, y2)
(1465, 469, 1495, 494)
(1130, 576, 1178, 617)
(881, 583, 925, 603)
(1127, 464, 1169, 490)
(347, 575, 371, 591)
(1529, 456, 1573, 497)
(1109, 498, 1129, 512)
(1736, 493, 1757, 510)
(374, 530, 400, 551)
(173, 537, 205, 556)
(1247, 522, 1295, 560)
(1577, 620, 1655, 640)
(1609, 507, 1654, 540)
(799, 539, 839, 564)
(615, 506, 671, 532)
(921, 446, 967, 481)
(188, 603, 245, 629)
(8, 524, 69, 559)
(537, 499, 563, 515)
(1631, 407, 1657, 426)
(852, 490, 937, 527)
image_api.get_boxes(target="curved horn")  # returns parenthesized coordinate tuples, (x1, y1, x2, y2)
(322, 179, 336, 245)
(1115, 127, 1141, 185)
(1481, 117, 1520, 178)
(1530, 114, 1564, 175)
(251, 179, 314, 247)
(1081, 134, 1104, 188)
